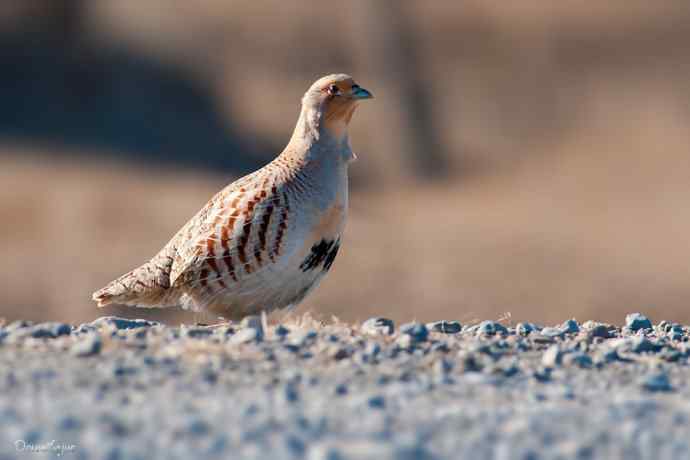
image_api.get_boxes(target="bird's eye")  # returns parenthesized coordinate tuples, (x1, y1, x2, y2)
(327, 84, 340, 95)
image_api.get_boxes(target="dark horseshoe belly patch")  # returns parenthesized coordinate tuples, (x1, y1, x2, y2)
(300, 238, 341, 272)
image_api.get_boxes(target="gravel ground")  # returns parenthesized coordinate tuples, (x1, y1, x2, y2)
(1, 313, 689, 460)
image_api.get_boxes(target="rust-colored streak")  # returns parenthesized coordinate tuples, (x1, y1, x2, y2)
(226, 217, 237, 236)
(205, 238, 221, 277)
(199, 269, 209, 287)
(248, 197, 259, 212)
(230, 194, 243, 209)
(220, 226, 229, 250)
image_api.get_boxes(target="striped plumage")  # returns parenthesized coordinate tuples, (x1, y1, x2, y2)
(92, 74, 372, 319)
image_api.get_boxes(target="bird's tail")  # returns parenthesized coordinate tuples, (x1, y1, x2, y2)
(92, 254, 174, 308)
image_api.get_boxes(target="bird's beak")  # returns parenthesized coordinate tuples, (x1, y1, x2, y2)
(351, 86, 373, 100)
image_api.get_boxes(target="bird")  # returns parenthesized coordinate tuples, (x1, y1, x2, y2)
(92, 74, 373, 320)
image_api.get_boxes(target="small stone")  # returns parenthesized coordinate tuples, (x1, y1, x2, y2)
(75, 323, 97, 334)
(477, 321, 508, 336)
(540, 327, 564, 338)
(367, 395, 386, 409)
(560, 319, 580, 334)
(185, 328, 214, 339)
(630, 337, 662, 354)
(90, 316, 158, 330)
(427, 320, 461, 334)
(433, 358, 453, 376)
(531, 334, 556, 345)
(286, 435, 306, 457)
(601, 348, 621, 363)
(5, 320, 33, 331)
(134, 328, 149, 340)
(362, 317, 395, 336)
(625, 313, 652, 332)
(290, 330, 318, 347)
(501, 365, 520, 378)
(516, 323, 536, 336)
(588, 324, 613, 339)
(29, 322, 72, 339)
(668, 331, 684, 342)
(355, 342, 380, 364)
(113, 365, 138, 377)
(284, 382, 299, 403)
(664, 324, 684, 341)
(22, 429, 42, 445)
(457, 351, 483, 372)
(659, 349, 682, 362)
(533, 367, 552, 382)
(206, 435, 228, 456)
(71, 335, 102, 357)
(563, 352, 593, 368)
(187, 419, 211, 436)
(240, 316, 264, 340)
(331, 346, 353, 361)
(214, 326, 234, 337)
(642, 373, 673, 392)
(364, 341, 381, 357)
(325, 333, 340, 343)
(431, 341, 450, 353)
(229, 328, 259, 345)
(396, 334, 414, 350)
(274, 325, 290, 338)
(57, 416, 83, 431)
(542, 345, 563, 367)
(202, 369, 218, 384)
(400, 322, 429, 342)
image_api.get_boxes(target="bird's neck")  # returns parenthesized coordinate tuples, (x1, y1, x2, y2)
(282, 105, 354, 164)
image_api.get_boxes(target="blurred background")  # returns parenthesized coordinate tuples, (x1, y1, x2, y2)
(1, 0, 690, 326)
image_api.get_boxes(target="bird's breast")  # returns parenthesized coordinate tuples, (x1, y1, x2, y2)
(287, 167, 348, 272)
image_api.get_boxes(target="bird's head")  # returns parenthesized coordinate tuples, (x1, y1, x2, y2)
(300, 74, 373, 140)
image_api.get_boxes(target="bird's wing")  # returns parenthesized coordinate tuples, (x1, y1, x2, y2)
(168, 170, 290, 293)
